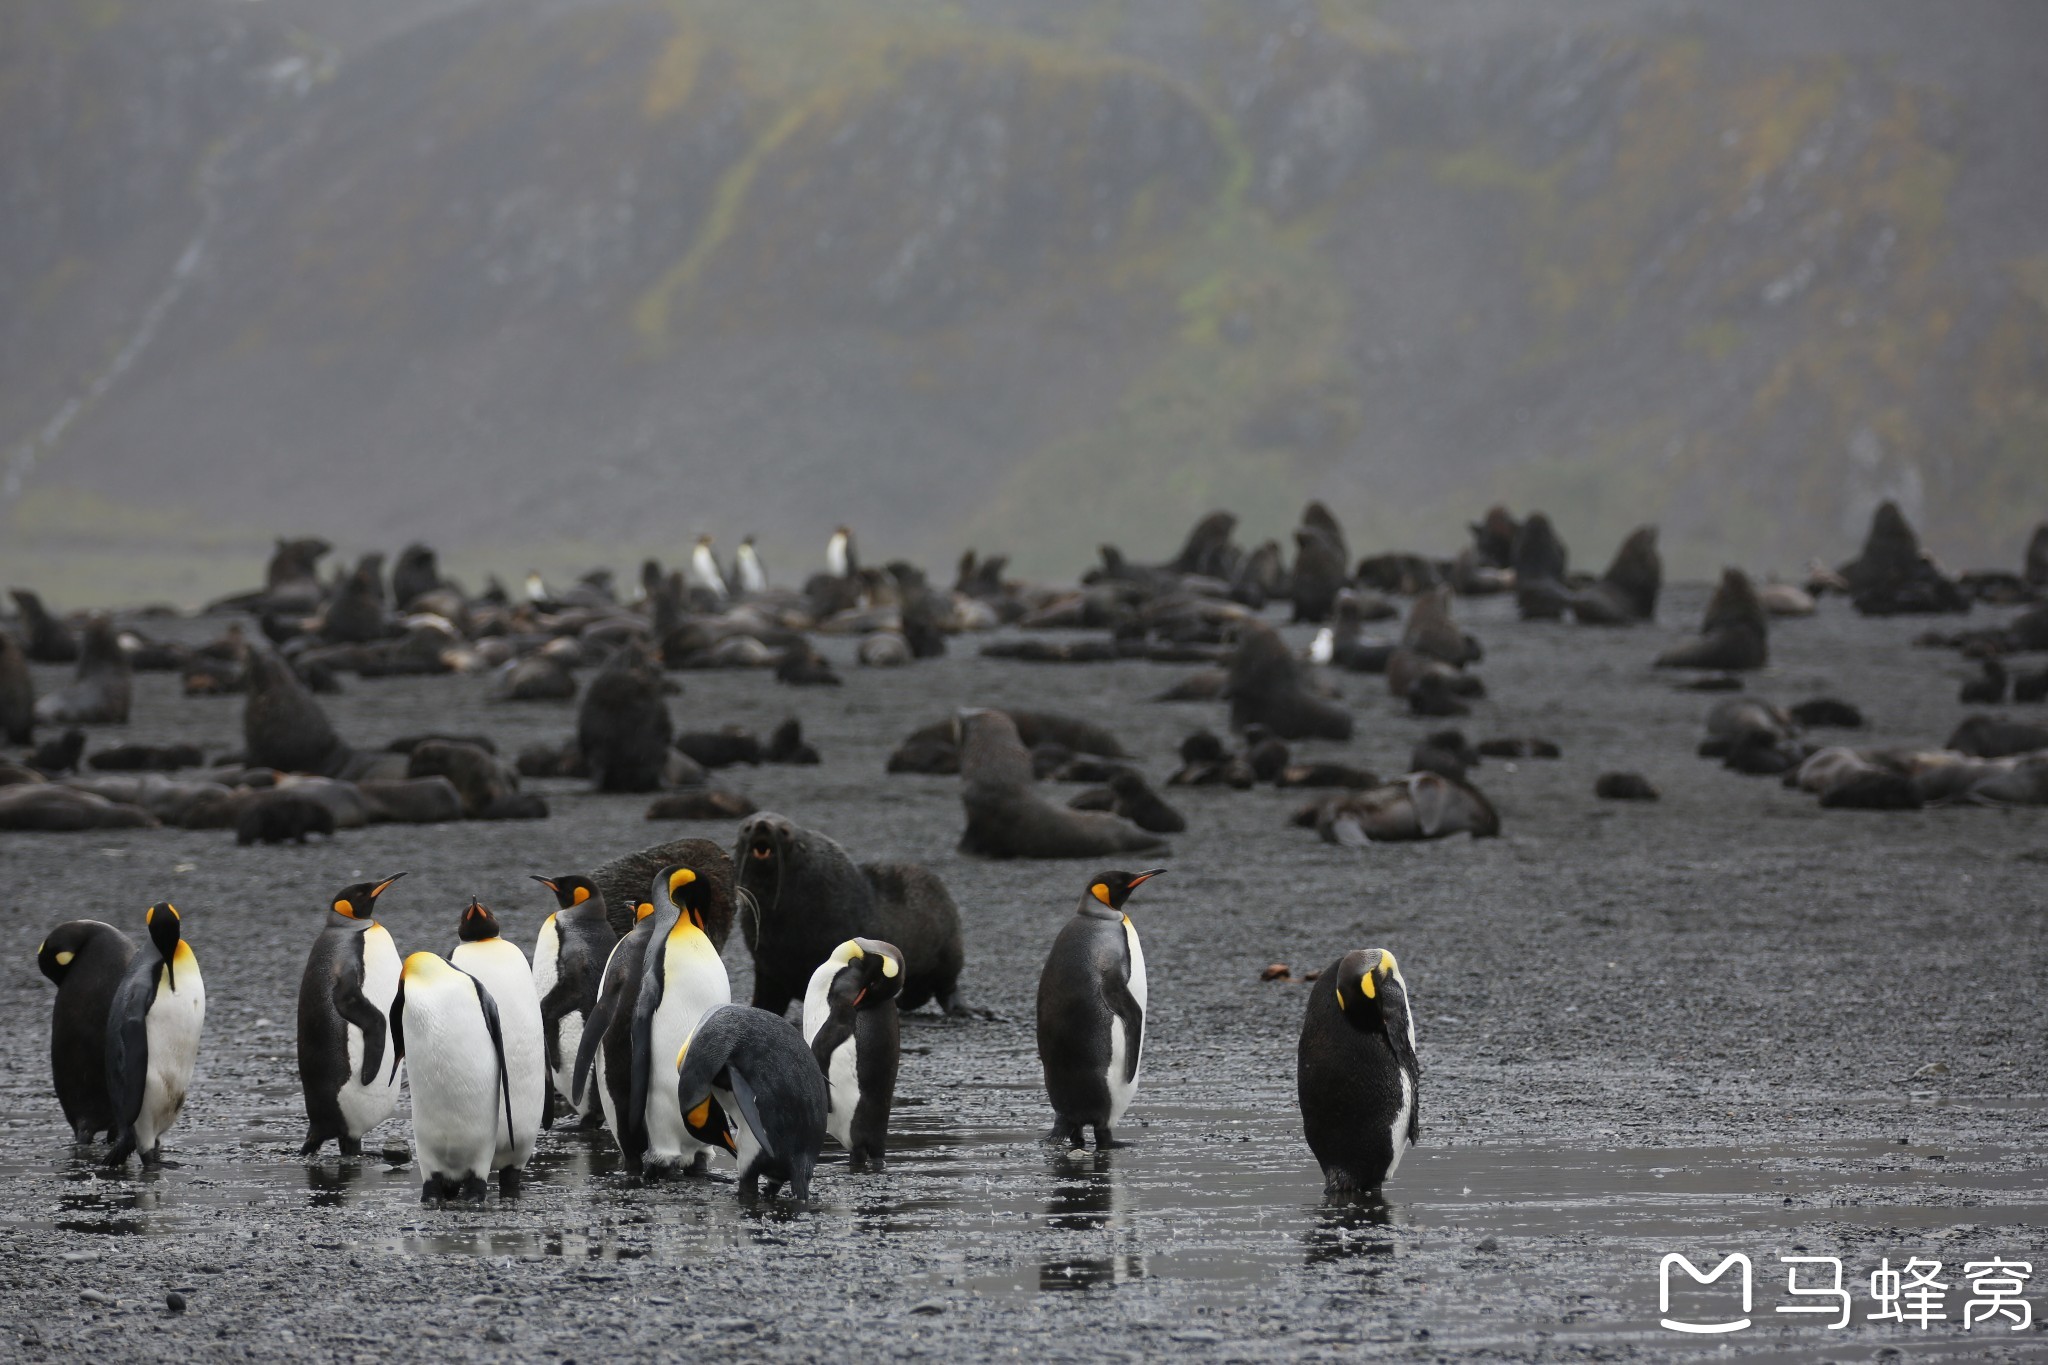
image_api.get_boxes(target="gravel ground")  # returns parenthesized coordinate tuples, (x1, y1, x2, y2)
(1, 583, 2045, 1361)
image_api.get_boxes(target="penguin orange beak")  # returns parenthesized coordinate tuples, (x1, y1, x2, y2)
(1129, 869, 1166, 887)
(370, 873, 406, 898)
(530, 876, 558, 894)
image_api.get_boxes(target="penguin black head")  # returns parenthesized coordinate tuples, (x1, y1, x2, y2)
(824, 938, 904, 1012)
(531, 874, 597, 910)
(1085, 869, 1165, 913)
(144, 902, 183, 988)
(457, 898, 500, 942)
(332, 874, 406, 921)
(658, 864, 711, 931)
(682, 1092, 736, 1155)
(1334, 948, 1416, 1050)
(36, 922, 107, 986)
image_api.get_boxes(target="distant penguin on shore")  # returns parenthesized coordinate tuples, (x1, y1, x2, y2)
(736, 538, 769, 595)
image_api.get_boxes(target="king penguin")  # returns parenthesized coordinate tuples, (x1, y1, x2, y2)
(105, 902, 206, 1167)
(530, 874, 615, 1126)
(1297, 948, 1420, 1197)
(572, 897, 658, 1168)
(450, 900, 546, 1193)
(690, 535, 729, 603)
(38, 920, 136, 1143)
(676, 1004, 828, 1202)
(800, 938, 903, 1171)
(1035, 869, 1164, 1150)
(392, 952, 512, 1203)
(297, 874, 406, 1157)
(827, 526, 857, 579)
(736, 537, 768, 595)
(630, 864, 731, 1178)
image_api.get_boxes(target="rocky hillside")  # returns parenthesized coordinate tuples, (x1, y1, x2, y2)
(4, 0, 2045, 601)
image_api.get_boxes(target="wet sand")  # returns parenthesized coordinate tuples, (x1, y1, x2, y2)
(2, 584, 2044, 1360)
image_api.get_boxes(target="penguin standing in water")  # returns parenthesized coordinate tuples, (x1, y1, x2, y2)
(1035, 869, 1164, 1150)
(449, 900, 546, 1193)
(800, 938, 903, 1171)
(676, 1004, 828, 1202)
(630, 865, 731, 1179)
(1297, 948, 1420, 1197)
(297, 875, 407, 1157)
(530, 875, 615, 1125)
(105, 903, 206, 1167)
(38, 920, 136, 1143)
(572, 897, 658, 1170)
(391, 952, 512, 1204)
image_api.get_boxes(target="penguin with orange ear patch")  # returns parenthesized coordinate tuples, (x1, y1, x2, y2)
(529, 874, 614, 1126)
(106, 902, 206, 1167)
(1035, 869, 1164, 1150)
(297, 875, 406, 1157)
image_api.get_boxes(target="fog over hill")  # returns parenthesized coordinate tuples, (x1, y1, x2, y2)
(4, 0, 2045, 602)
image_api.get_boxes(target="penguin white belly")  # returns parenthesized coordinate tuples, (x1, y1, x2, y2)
(406, 992, 501, 1183)
(644, 936, 730, 1168)
(1385, 1068, 1413, 1179)
(1105, 917, 1146, 1126)
(136, 956, 205, 1154)
(338, 925, 403, 1139)
(823, 1038, 859, 1149)
(452, 940, 546, 1172)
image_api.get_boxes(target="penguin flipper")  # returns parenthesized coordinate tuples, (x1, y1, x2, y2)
(106, 1000, 149, 1158)
(332, 972, 388, 1087)
(389, 983, 406, 1065)
(570, 991, 615, 1107)
(536, 958, 589, 1075)
(625, 989, 657, 1156)
(469, 973, 516, 1147)
(727, 1069, 775, 1161)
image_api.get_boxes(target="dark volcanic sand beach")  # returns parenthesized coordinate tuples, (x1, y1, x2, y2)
(1, 583, 2044, 1361)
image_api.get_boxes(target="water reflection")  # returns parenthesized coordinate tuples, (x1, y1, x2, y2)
(56, 1178, 154, 1236)
(1303, 1196, 1395, 1269)
(304, 1158, 373, 1209)
(1037, 1149, 1144, 1290)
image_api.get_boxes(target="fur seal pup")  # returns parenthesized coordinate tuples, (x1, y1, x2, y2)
(587, 836, 738, 947)
(39, 920, 136, 1142)
(236, 791, 338, 844)
(1069, 770, 1186, 834)
(1298, 948, 1420, 1196)
(244, 649, 351, 775)
(34, 617, 131, 726)
(736, 812, 966, 1016)
(1569, 526, 1661, 624)
(1655, 569, 1769, 670)
(577, 641, 675, 792)
(957, 711, 1167, 860)
(10, 590, 78, 663)
(0, 629, 33, 744)
(1228, 620, 1353, 741)
(1301, 773, 1500, 843)
(1594, 772, 1659, 800)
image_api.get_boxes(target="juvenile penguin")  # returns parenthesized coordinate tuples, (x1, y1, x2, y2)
(799, 939, 903, 1171)
(530, 874, 617, 1124)
(392, 952, 512, 1203)
(450, 900, 546, 1192)
(38, 920, 136, 1142)
(676, 1003, 829, 1202)
(1298, 948, 1420, 1197)
(631, 865, 732, 1179)
(297, 874, 407, 1157)
(105, 903, 206, 1167)
(1035, 869, 1164, 1150)
(571, 897, 659, 1166)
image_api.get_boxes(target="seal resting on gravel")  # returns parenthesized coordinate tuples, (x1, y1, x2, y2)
(244, 649, 350, 775)
(577, 642, 676, 792)
(235, 791, 339, 844)
(1655, 568, 1768, 670)
(0, 784, 158, 831)
(1228, 620, 1353, 741)
(956, 711, 1167, 860)
(33, 617, 131, 726)
(1294, 773, 1499, 844)
(734, 812, 967, 1016)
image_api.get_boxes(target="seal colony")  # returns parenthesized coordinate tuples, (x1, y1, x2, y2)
(11, 496, 2048, 1207)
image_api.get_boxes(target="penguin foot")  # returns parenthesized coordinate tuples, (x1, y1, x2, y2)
(419, 1174, 450, 1204)
(458, 1176, 489, 1203)
(687, 1151, 711, 1177)
(298, 1132, 326, 1158)
(498, 1167, 523, 1198)
(574, 1110, 607, 1132)
(1093, 1126, 1127, 1150)
(338, 1136, 363, 1158)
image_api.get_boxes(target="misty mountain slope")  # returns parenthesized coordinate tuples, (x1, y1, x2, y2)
(3, 0, 2044, 602)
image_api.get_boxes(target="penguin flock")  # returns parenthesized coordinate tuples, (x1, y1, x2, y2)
(36, 854, 1418, 1204)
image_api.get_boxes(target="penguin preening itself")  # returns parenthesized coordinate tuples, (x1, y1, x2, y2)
(392, 952, 513, 1203)
(450, 900, 546, 1194)
(572, 897, 659, 1171)
(676, 1004, 829, 1202)
(800, 939, 903, 1171)
(530, 874, 616, 1126)
(1035, 869, 1164, 1150)
(38, 920, 136, 1143)
(1297, 949, 1420, 1198)
(297, 874, 407, 1157)
(105, 903, 206, 1167)
(630, 864, 732, 1179)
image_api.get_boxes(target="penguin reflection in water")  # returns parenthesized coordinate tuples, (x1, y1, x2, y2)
(1036, 870, 1164, 1150)
(105, 903, 207, 1167)
(1297, 949, 1420, 1198)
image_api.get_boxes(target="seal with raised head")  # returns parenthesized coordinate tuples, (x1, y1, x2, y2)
(34, 616, 131, 726)
(1655, 568, 1768, 671)
(244, 649, 351, 775)
(0, 629, 33, 745)
(957, 711, 1167, 861)
(1228, 620, 1352, 741)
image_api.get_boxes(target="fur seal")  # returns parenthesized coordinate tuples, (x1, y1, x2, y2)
(1070, 771, 1186, 834)
(1655, 569, 1768, 670)
(1512, 514, 1571, 620)
(735, 812, 967, 1016)
(1838, 501, 1967, 615)
(645, 788, 758, 820)
(0, 784, 158, 831)
(577, 642, 676, 792)
(1594, 772, 1659, 801)
(0, 629, 33, 744)
(1291, 504, 1351, 624)
(236, 792, 338, 844)
(10, 590, 78, 663)
(1569, 527, 1661, 624)
(33, 617, 131, 726)
(957, 711, 1168, 860)
(243, 649, 350, 775)
(491, 653, 576, 702)
(587, 837, 737, 948)
(1228, 620, 1352, 741)
(1299, 773, 1499, 843)
(406, 740, 540, 819)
